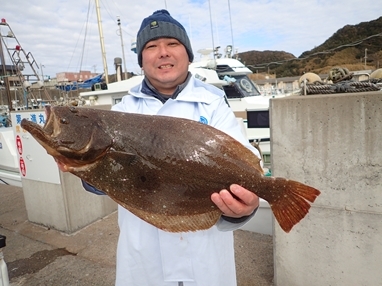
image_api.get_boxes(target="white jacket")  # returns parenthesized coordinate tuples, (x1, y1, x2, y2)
(111, 75, 260, 286)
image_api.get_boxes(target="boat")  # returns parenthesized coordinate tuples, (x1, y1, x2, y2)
(55, 73, 104, 92)
(0, 104, 24, 187)
(189, 46, 287, 165)
(0, 126, 20, 186)
(0, 18, 70, 187)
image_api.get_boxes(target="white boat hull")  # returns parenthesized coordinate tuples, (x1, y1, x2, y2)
(0, 168, 22, 187)
(0, 127, 21, 186)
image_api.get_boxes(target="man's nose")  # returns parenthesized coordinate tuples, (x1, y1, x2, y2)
(158, 44, 170, 57)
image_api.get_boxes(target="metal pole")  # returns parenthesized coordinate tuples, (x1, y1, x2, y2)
(275, 72, 277, 96)
(227, 0, 234, 55)
(364, 48, 367, 70)
(95, 0, 109, 84)
(208, 0, 215, 61)
(0, 235, 10, 286)
(40, 63, 45, 86)
(117, 17, 128, 80)
(0, 35, 13, 111)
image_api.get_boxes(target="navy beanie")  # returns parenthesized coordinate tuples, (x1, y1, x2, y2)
(136, 10, 194, 67)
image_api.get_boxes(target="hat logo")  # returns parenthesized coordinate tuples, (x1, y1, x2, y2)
(150, 21, 159, 29)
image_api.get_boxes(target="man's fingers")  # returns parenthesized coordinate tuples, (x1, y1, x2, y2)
(211, 185, 259, 218)
(211, 189, 245, 217)
(230, 184, 259, 207)
(211, 191, 231, 214)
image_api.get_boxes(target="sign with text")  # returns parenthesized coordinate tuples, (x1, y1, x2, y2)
(11, 110, 60, 185)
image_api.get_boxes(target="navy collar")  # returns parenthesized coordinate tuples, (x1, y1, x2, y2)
(141, 72, 192, 103)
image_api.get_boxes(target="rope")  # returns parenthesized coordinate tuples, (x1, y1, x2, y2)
(305, 81, 380, 95)
(79, 0, 92, 72)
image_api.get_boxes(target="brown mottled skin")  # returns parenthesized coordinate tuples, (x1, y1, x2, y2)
(21, 106, 320, 232)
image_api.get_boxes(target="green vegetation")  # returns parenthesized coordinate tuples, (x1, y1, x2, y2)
(239, 16, 382, 77)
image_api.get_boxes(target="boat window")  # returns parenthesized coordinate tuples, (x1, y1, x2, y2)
(223, 84, 243, 99)
(222, 75, 261, 99)
(216, 65, 235, 73)
(114, 98, 122, 105)
(247, 109, 269, 128)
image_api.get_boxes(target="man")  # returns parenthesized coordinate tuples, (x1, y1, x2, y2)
(84, 9, 260, 286)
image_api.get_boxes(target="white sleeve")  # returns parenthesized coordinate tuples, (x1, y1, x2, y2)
(209, 97, 262, 231)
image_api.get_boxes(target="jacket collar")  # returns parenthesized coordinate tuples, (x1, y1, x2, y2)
(129, 73, 224, 105)
(141, 72, 192, 103)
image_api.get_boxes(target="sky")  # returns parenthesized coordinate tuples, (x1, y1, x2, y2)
(1, 0, 380, 79)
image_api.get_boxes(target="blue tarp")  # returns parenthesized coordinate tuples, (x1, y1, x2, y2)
(56, 74, 103, 92)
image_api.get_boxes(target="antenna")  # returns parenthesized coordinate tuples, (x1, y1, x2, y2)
(208, 0, 215, 61)
(117, 16, 128, 80)
(227, 0, 234, 54)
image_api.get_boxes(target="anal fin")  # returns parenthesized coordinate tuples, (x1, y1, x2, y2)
(119, 200, 222, 232)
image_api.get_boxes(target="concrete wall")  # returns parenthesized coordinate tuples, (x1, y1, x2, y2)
(270, 91, 382, 286)
(22, 172, 117, 233)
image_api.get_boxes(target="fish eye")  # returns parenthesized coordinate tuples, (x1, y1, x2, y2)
(69, 107, 78, 113)
(60, 118, 68, 124)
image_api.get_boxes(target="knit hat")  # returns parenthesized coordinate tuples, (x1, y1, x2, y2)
(136, 10, 194, 67)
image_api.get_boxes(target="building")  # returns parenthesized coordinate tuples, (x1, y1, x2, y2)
(56, 71, 99, 83)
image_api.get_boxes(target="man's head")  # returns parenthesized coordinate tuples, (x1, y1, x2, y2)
(136, 10, 194, 67)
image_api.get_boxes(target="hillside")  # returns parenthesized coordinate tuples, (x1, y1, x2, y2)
(238, 16, 382, 78)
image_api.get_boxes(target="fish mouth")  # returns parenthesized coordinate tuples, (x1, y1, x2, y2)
(45, 105, 52, 127)
(21, 106, 89, 168)
(22, 106, 112, 171)
(20, 106, 62, 157)
(43, 105, 62, 138)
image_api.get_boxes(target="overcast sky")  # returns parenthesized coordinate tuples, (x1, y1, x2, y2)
(1, 0, 380, 78)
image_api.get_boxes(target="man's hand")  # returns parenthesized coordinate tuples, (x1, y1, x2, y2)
(211, 184, 259, 218)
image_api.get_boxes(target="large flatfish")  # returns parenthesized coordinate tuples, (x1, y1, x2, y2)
(21, 106, 320, 232)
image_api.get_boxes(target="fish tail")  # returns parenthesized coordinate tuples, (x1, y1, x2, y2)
(262, 177, 320, 233)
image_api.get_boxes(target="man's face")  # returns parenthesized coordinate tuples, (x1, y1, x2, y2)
(141, 38, 190, 95)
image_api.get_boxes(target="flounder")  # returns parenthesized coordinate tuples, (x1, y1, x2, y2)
(21, 106, 320, 233)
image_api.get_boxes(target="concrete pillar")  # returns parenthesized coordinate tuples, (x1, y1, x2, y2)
(22, 173, 116, 234)
(270, 92, 382, 285)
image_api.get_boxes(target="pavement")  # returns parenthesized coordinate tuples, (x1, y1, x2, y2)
(0, 183, 274, 286)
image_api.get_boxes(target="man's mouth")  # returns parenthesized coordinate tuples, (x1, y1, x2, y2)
(159, 64, 173, 69)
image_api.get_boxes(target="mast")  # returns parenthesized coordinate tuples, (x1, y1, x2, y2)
(227, 0, 234, 55)
(95, 0, 109, 84)
(208, 0, 216, 62)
